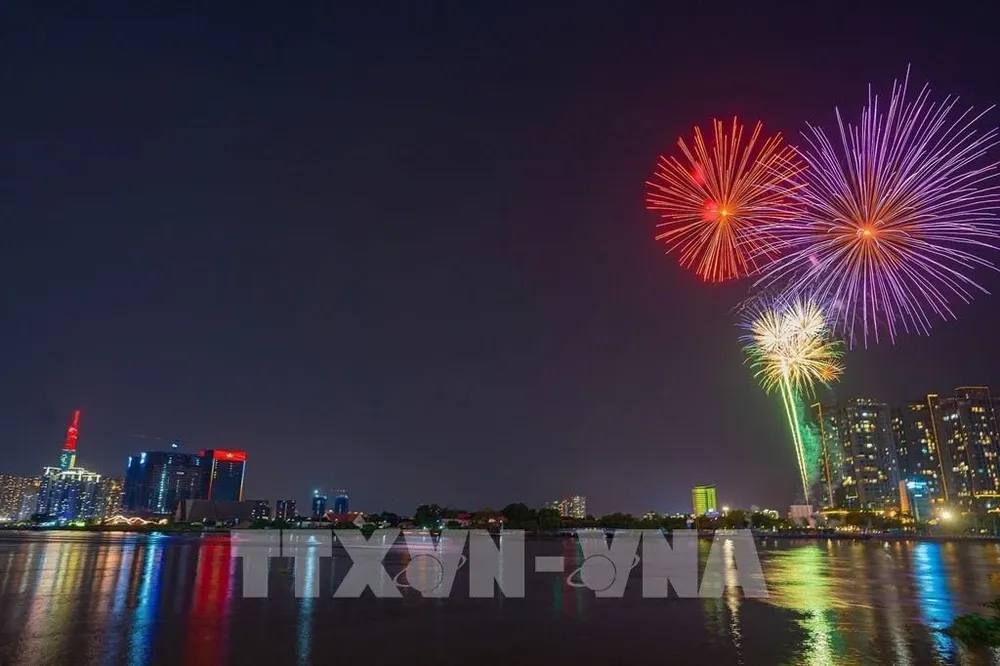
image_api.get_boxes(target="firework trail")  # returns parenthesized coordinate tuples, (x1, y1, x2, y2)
(646, 118, 804, 283)
(759, 66, 1000, 347)
(742, 295, 844, 501)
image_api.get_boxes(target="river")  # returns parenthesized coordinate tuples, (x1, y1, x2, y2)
(0, 532, 998, 665)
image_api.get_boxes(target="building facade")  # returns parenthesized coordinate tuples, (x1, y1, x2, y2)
(312, 491, 328, 517)
(691, 485, 717, 516)
(275, 499, 297, 520)
(812, 403, 845, 508)
(333, 490, 349, 515)
(891, 400, 944, 502)
(36, 466, 103, 521)
(834, 398, 899, 511)
(98, 477, 124, 518)
(124, 451, 207, 515)
(199, 450, 247, 502)
(0, 475, 40, 521)
(929, 387, 1000, 508)
(547, 495, 586, 519)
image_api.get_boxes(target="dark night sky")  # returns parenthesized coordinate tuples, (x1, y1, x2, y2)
(2, 2, 999, 515)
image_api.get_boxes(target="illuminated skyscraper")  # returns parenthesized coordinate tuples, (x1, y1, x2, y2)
(892, 400, 944, 502)
(36, 466, 102, 521)
(691, 485, 717, 516)
(333, 490, 349, 514)
(58, 410, 81, 471)
(547, 495, 586, 518)
(198, 450, 247, 502)
(812, 403, 845, 508)
(928, 387, 1000, 509)
(833, 399, 899, 511)
(124, 451, 206, 515)
(0, 475, 40, 521)
(97, 477, 125, 518)
(312, 491, 327, 516)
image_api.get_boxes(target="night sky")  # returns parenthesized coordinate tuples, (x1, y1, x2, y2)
(3, 3, 1000, 515)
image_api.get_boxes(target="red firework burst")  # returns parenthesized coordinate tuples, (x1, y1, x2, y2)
(646, 118, 804, 283)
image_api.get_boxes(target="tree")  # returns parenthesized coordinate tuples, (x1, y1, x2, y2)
(537, 508, 562, 531)
(414, 504, 443, 528)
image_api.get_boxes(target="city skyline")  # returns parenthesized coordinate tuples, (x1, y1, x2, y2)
(2, 4, 1000, 516)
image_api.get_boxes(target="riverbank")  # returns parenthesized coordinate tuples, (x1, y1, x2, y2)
(2, 524, 998, 542)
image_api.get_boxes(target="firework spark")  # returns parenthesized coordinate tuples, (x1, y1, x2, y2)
(742, 296, 844, 501)
(759, 67, 1000, 346)
(646, 118, 804, 283)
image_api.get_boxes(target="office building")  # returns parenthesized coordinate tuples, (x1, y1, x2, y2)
(0, 475, 40, 521)
(124, 451, 207, 515)
(833, 398, 899, 511)
(36, 466, 103, 521)
(891, 400, 944, 502)
(275, 499, 297, 520)
(333, 490, 349, 514)
(199, 450, 248, 502)
(691, 485, 717, 516)
(312, 490, 328, 517)
(928, 387, 1000, 508)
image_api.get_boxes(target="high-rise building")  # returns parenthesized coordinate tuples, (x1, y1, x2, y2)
(198, 450, 248, 502)
(928, 387, 1000, 508)
(97, 477, 124, 518)
(58, 410, 81, 471)
(691, 485, 717, 516)
(891, 400, 944, 502)
(333, 490, 349, 514)
(36, 410, 103, 522)
(275, 499, 297, 520)
(0, 475, 40, 521)
(832, 398, 899, 510)
(812, 403, 845, 508)
(124, 451, 207, 515)
(36, 466, 103, 521)
(312, 490, 328, 516)
(547, 495, 586, 519)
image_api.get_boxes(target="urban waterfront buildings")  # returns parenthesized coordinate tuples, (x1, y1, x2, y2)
(275, 499, 297, 520)
(691, 485, 717, 516)
(333, 490, 349, 514)
(546, 495, 587, 519)
(312, 490, 328, 516)
(124, 451, 205, 515)
(36, 466, 103, 521)
(123, 448, 247, 516)
(813, 386, 1000, 516)
(0, 475, 40, 521)
(928, 387, 1000, 509)
(199, 449, 247, 502)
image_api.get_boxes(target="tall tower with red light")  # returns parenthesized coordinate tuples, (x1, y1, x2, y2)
(58, 410, 81, 470)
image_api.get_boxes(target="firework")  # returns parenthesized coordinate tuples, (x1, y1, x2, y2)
(646, 118, 804, 283)
(742, 296, 844, 502)
(758, 67, 1000, 346)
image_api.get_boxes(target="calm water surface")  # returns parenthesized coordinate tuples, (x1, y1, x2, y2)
(1, 532, 999, 665)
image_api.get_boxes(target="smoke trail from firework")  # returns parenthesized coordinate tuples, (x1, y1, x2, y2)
(759, 67, 1000, 347)
(646, 118, 805, 283)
